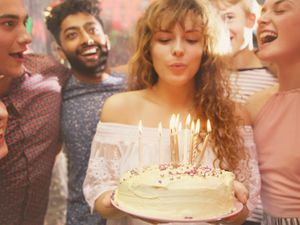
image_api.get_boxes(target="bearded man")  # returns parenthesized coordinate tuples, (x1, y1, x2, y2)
(46, 1, 127, 224)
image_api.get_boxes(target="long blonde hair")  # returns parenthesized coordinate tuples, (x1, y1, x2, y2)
(129, 0, 246, 170)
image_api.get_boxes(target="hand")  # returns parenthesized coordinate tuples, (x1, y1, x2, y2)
(102, 190, 114, 208)
(218, 181, 249, 225)
(0, 101, 8, 159)
(233, 180, 249, 204)
(95, 191, 125, 219)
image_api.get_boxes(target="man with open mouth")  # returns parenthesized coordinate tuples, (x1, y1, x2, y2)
(0, 0, 69, 224)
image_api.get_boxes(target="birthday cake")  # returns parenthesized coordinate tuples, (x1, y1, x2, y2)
(114, 164, 236, 220)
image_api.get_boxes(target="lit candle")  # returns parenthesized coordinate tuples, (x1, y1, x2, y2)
(186, 114, 191, 128)
(178, 122, 182, 161)
(192, 119, 201, 163)
(195, 119, 211, 167)
(196, 119, 201, 133)
(183, 114, 191, 163)
(138, 120, 143, 168)
(170, 114, 179, 166)
(158, 122, 163, 164)
(189, 120, 195, 163)
(178, 122, 182, 131)
(175, 113, 180, 128)
(202, 119, 211, 152)
(175, 113, 181, 158)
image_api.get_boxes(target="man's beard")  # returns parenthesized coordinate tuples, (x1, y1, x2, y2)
(67, 55, 102, 77)
(65, 46, 109, 77)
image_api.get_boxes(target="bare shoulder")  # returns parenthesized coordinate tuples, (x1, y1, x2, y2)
(246, 84, 279, 123)
(100, 90, 143, 123)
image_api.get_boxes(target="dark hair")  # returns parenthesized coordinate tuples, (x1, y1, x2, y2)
(45, 0, 103, 45)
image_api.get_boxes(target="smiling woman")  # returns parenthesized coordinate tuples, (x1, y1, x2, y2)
(256, 0, 300, 65)
(246, 0, 300, 224)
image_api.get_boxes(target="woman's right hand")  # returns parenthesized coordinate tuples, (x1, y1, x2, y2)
(0, 101, 8, 159)
(95, 190, 126, 219)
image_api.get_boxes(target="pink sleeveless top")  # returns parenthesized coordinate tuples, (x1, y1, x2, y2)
(254, 89, 300, 217)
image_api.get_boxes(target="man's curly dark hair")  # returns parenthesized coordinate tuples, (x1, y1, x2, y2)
(45, 0, 103, 45)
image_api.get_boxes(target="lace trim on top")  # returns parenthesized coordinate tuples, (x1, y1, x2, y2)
(83, 123, 260, 214)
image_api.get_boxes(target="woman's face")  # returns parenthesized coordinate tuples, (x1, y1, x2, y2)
(150, 13, 204, 88)
(256, 0, 300, 63)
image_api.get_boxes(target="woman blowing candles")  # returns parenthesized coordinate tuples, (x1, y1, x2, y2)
(246, 0, 300, 223)
(83, 0, 260, 224)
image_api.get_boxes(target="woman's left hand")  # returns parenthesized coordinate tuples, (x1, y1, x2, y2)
(233, 180, 249, 204)
(218, 181, 249, 225)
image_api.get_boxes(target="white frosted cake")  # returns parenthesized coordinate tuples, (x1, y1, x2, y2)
(114, 164, 236, 220)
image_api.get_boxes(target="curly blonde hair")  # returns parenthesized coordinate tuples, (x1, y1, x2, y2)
(128, 0, 246, 171)
(211, 0, 261, 17)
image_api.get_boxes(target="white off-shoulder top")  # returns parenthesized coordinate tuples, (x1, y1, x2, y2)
(83, 122, 260, 225)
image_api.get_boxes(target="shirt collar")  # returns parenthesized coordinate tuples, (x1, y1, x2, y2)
(4, 69, 32, 115)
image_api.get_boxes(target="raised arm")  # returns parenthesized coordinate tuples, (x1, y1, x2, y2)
(83, 123, 121, 214)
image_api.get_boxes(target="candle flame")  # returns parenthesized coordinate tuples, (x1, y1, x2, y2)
(170, 114, 179, 166)
(207, 120, 211, 132)
(178, 122, 182, 131)
(158, 122, 162, 135)
(175, 114, 180, 126)
(185, 114, 191, 128)
(138, 120, 143, 134)
(169, 114, 176, 130)
(191, 121, 195, 132)
(195, 119, 200, 133)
